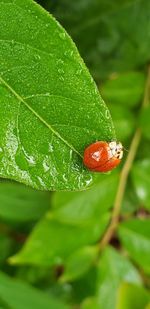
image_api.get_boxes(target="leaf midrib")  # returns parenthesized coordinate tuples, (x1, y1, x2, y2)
(0, 76, 82, 158)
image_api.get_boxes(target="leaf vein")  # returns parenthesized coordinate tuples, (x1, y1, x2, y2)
(0, 38, 57, 60)
(0, 76, 83, 158)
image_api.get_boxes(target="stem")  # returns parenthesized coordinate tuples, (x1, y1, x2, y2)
(100, 65, 150, 250)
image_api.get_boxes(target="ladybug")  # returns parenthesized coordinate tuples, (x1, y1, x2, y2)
(83, 141, 123, 172)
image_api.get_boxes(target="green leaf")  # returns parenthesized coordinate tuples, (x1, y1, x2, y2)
(72, 266, 97, 303)
(118, 219, 150, 274)
(101, 72, 145, 107)
(81, 297, 99, 309)
(9, 212, 110, 266)
(0, 0, 115, 191)
(131, 159, 150, 210)
(0, 303, 9, 309)
(107, 105, 135, 141)
(139, 106, 150, 140)
(9, 172, 119, 266)
(0, 271, 68, 309)
(0, 234, 12, 264)
(60, 246, 98, 282)
(0, 182, 50, 222)
(121, 180, 140, 215)
(145, 303, 150, 309)
(52, 172, 119, 224)
(117, 283, 150, 309)
(49, 0, 150, 79)
(96, 246, 142, 309)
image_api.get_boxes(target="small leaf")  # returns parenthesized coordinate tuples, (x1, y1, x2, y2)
(131, 159, 150, 210)
(96, 246, 142, 309)
(60, 246, 98, 282)
(101, 72, 145, 107)
(118, 219, 150, 274)
(117, 283, 150, 309)
(0, 0, 115, 191)
(0, 181, 50, 222)
(0, 271, 68, 309)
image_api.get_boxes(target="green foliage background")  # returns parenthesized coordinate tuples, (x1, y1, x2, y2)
(0, 0, 150, 308)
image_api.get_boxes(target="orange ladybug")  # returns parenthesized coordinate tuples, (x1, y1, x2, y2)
(83, 141, 123, 172)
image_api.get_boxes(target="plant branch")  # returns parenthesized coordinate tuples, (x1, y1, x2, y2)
(99, 65, 150, 250)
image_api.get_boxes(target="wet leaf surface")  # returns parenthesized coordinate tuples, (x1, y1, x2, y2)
(0, 0, 115, 191)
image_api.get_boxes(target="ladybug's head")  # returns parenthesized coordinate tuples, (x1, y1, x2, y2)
(109, 141, 123, 160)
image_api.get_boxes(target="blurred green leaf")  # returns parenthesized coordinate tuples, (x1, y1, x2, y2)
(135, 139, 150, 160)
(8, 172, 120, 266)
(0, 0, 115, 191)
(0, 182, 50, 222)
(9, 212, 109, 266)
(101, 72, 145, 107)
(52, 172, 119, 224)
(0, 234, 12, 264)
(140, 106, 150, 140)
(108, 105, 135, 141)
(81, 297, 99, 309)
(96, 246, 142, 309)
(121, 180, 140, 215)
(0, 302, 9, 309)
(10, 172, 120, 266)
(60, 246, 98, 282)
(117, 283, 150, 309)
(72, 266, 97, 303)
(145, 303, 150, 309)
(47, 0, 150, 79)
(15, 265, 50, 285)
(132, 159, 150, 210)
(0, 271, 68, 309)
(118, 219, 150, 274)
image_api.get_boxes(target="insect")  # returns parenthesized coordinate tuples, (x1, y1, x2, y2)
(83, 141, 123, 172)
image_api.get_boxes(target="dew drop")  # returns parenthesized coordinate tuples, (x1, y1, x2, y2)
(64, 50, 74, 58)
(35, 54, 41, 60)
(105, 110, 110, 119)
(84, 175, 93, 186)
(76, 68, 83, 76)
(62, 174, 67, 182)
(59, 32, 66, 40)
(49, 144, 54, 153)
(22, 147, 36, 166)
(37, 176, 46, 189)
(58, 68, 64, 74)
(59, 76, 64, 81)
(56, 59, 64, 65)
(43, 159, 50, 172)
